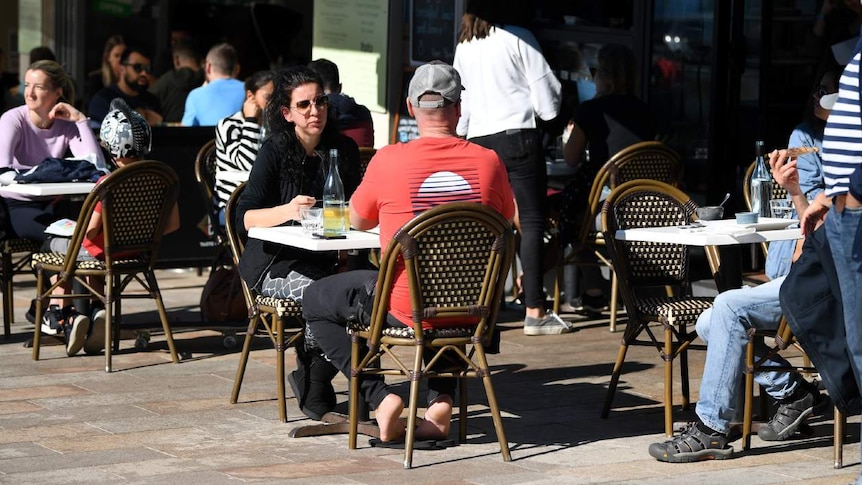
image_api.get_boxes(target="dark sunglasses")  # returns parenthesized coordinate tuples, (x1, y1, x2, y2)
(291, 95, 329, 113)
(124, 63, 152, 74)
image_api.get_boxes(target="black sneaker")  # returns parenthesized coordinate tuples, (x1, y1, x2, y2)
(25, 300, 36, 324)
(40, 304, 63, 336)
(648, 422, 733, 463)
(63, 311, 90, 357)
(757, 381, 830, 441)
(580, 293, 608, 313)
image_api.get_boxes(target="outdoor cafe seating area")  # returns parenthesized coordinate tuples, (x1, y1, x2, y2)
(0, 136, 859, 480)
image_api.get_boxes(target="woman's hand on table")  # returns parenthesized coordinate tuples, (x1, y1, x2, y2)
(49, 102, 87, 123)
(287, 195, 316, 222)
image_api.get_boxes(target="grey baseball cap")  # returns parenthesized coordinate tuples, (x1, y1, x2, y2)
(408, 60, 463, 108)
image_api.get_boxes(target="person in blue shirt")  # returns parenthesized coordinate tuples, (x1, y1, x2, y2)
(181, 43, 245, 126)
(649, 67, 839, 463)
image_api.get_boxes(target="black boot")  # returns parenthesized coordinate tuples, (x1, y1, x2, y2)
(289, 346, 338, 421)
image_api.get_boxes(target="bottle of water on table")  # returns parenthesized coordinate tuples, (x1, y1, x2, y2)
(323, 148, 348, 237)
(750, 140, 772, 218)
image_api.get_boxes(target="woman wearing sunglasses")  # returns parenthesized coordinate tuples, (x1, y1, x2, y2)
(235, 66, 360, 419)
(0, 60, 104, 243)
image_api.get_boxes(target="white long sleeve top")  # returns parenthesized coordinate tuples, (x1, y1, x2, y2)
(453, 25, 561, 139)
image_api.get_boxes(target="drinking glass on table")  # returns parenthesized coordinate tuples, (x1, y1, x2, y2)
(299, 207, 323, 235)
(769, 199, 794, 219)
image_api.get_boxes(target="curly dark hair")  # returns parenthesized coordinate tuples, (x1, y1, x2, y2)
(265, 66, 341, 178)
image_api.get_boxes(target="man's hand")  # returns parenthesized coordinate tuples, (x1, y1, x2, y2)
(800, 191, 830, 236)
(768, 149, 801, 196)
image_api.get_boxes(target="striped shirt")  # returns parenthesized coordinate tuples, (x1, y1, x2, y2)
(214, 111, 262, 208)
(822, 51, 862, 197)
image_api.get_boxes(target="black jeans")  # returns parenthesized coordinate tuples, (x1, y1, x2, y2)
(302, 270, 457, 409)
(472, 129, 547, 308)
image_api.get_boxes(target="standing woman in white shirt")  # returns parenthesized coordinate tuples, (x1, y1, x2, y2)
(453, 0, 565, 335)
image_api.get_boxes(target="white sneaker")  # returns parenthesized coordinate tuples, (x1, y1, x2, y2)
(64, 312, 90, 357)
(84, 308, 106, 356)
(523, 311, 574, 336)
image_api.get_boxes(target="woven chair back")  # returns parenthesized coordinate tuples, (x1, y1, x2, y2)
(366, 202, 514, 344)
(602, 180, 698, 287)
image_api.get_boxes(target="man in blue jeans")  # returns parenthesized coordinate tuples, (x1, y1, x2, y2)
(801, 40, 862, 484)
(649, 145, 829, 462)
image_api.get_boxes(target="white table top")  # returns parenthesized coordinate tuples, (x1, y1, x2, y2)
(0, 182, 96, 197)
(615, 219, 802, 246)
(248, 225, 381, 251)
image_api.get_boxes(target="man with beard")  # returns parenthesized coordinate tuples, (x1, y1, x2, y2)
(87, 45, 163, 127)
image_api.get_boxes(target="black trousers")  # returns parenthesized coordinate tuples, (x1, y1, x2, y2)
(302, 270, 456, 410)
(6, 199, 57, 242)
(471, 129, 548, 308)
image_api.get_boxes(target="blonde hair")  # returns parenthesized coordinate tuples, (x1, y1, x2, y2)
(101, 35, 125, 86)
(29, 60, 75, 105)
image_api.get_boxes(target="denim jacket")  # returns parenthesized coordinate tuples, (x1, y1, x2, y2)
(764, 122, 825, 280)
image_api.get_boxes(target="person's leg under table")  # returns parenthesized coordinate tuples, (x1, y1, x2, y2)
(302, 270, 404, 441)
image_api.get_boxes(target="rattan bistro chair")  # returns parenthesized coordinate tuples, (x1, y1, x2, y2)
(30, 161, 181, 372)
(1, 237, 42, 338)
(347, 202, 515, 469)
(742, 316, 846, 467)
(225, 183, 305, 423)
(553, 141, 682, 332)
(194, 139, 230, 270)
(600, 180, 711, 436)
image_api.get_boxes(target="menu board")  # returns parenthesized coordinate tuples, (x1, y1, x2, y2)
(313, 0, 389, 113)
(409, 0, 463, 65)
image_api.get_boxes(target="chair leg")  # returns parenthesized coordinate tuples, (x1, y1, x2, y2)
(230, 315, 259, 404)
(105, 291, 113, 373)
(348, 335, 362, 450)
(147, 272, 179, 363)
(553, 255, 563, 315)
(608, 271, 618, 332)
(679, 323, 690, 410)
(2, 251, 12, 338)
(459, 378, 468, 443)
(663, 325, 674, 437)
(275, 314, 286, 423)
(742, 340, 756, 450)
(31, 269, 45, 361)
(601, 343, 630, 419)
(402, 347, 424, 469)
(834, 407, 845, 469)
(476, 347, 511, 461)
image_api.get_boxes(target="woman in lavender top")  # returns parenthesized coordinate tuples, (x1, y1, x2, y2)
(0, 60, 103, 241)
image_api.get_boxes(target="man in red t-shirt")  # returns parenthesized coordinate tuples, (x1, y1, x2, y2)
(301, 62, 514, 444)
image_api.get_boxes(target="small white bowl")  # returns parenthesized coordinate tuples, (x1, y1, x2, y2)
(735, 211, 758, 224)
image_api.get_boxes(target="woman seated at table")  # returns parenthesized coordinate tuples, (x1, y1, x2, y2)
(235, 66, 360, 418)
(214, 70, 274, 225)
(0, 60, 105, 242)
(236, 65, 360, 301)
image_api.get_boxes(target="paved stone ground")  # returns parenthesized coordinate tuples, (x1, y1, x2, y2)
(0, 269, 859, 484)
